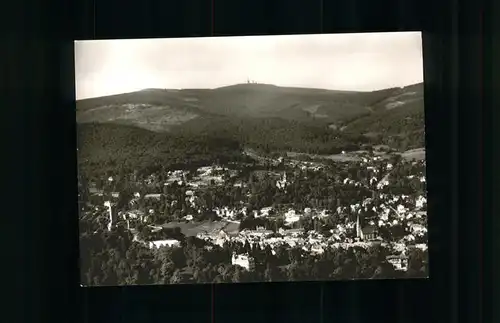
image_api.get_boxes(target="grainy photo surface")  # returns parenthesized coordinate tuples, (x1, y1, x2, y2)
(76, 32, 428, 286)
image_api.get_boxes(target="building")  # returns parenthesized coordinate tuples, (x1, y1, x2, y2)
(103, 201, 117, 231)
(284, 209, 301, 225)
(214, 230, 229, 247)
(386, 255, 409, 271)
(231, 253, 255, 271)
(144, 193, 162, 200)
(148, 239, 181, 249)
(281, 228, 304, 237)
(362, 225, 378, 240)
(410, 223, 427, 235)
(241, 228, 273, 239)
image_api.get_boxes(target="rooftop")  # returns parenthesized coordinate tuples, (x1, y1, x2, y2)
(362, 225, 378, 234)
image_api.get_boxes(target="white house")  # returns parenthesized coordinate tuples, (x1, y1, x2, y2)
(214, 230, 229, 247)
(397, 204, 407, 214)
(232, 253, 253, 270)
(415, 211, 426, 219)
(285, 214, 301, 225)
(386, 255, 409, 271)
(377, 180, 390, 189)
(314, 209, 329, 219)
(242, 228, 273, 239)
(415, 196, 427, 209)
(144, 193, 162, 200)
(413, 243, 428, 251)
(260, 206, 273, 217)
(148, 239, 181, 249)
(410, 224, 427, 236)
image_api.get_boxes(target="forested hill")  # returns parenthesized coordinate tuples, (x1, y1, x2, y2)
(76, 83, 421, 130)
(171, 116, 370, 154)
(77, 123, 246, 178)
(340, 83, 425, 149)
(76, 82, 425, 177)
(77, 118, 368, 178)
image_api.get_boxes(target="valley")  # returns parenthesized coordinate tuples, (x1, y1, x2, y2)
(77, 82, 428, 285)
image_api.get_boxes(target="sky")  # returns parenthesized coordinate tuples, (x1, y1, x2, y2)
(74, 32, 423, 100)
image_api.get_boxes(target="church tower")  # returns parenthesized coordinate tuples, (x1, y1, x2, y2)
(356, 213, 364, 240)
(104, 201, 116, 231)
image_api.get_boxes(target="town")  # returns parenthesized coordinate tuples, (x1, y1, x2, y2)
(78, 146, 428, 285)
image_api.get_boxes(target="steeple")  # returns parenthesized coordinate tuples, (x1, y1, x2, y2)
(104, 200, 115, 231)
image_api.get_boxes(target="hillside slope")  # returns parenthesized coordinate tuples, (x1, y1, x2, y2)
(77, 115, 368, 178)
(77, 123, 245, 178)
(76, 89, 221, 132)
(76, 82, 425, 176)
(342, 83, 425, 150)
(202, 84, 399, 122)
(76, 84, 416, 131)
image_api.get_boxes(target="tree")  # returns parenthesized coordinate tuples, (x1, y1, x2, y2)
(170, 247, 187, 268)
(390, 154, 402, 166)
(213, 275, 224, 283)
(243, 240, 251, 253)
(406, 248, 427, 278)
(287, 262, 302, 281)
(193, 268, 201, 282)
(331, 265, 345, 280)
(287, 248, 301, 264)
(232, 267, 243, 283)
(170, 269, 182, 284)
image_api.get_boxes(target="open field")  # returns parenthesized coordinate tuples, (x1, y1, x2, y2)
(286, 147, 425, 163)
(401, 148, 425, 161)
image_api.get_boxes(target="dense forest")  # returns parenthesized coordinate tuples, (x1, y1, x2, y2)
(77, 82, 426, 185)
(343, 99, 425, 150)
(77, 118, 368, 179)
(175, 116, 371, 153)
(77, 123, 248, 179)
(78, 107, 424, 180)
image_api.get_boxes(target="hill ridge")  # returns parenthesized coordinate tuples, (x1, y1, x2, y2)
(77, 82, 423, 130)
(78, 82, 424, 103)
(76, 81, 425, 177)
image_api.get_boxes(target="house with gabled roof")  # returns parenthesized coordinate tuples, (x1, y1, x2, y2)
(386, 254, 409, 271)
(362, 225, 378, 240)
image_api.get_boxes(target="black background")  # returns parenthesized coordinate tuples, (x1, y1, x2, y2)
(5, 0, 491, 322)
